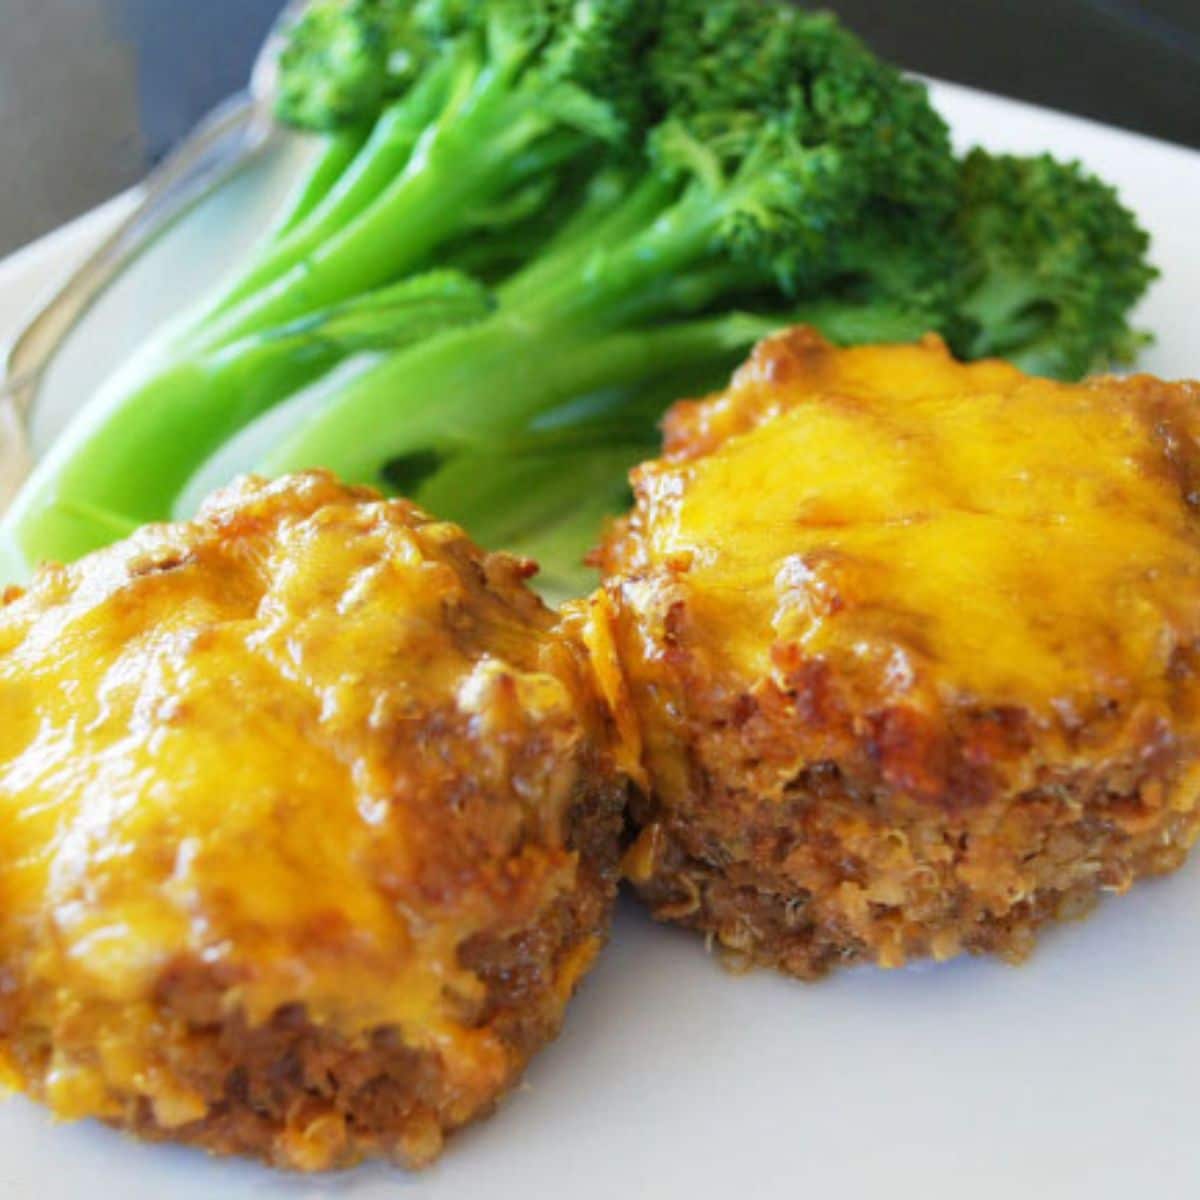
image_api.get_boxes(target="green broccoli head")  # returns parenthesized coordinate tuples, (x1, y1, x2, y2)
(275, 0, 434, 130)
(426, 0, 659, 147)
(277, 0, 656, 140)
(539, 0, 663, 137)
(652, 1, 956, 206)
(646, 0, 958, 294)
(951, 148, 1158, 380)
(817, 201, 964, 338)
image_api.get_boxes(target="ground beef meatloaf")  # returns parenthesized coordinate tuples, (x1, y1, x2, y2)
(596, 327, 1200, 979)
(0, 472, 625, 1169)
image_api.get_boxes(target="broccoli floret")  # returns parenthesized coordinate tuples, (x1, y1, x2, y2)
(275, 0, 415, 130)
(652, 1, 957, 214)
(949, 149, 1158, 380)
(273, 0, 505, 131)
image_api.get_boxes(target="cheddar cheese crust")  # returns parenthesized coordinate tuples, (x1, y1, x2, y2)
(599, 328, 1200, 977)
(0, 472, 624, 1168)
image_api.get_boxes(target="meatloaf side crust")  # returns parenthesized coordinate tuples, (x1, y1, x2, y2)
(618, 668, 1200, 978)
(0, 781, 624, 1171)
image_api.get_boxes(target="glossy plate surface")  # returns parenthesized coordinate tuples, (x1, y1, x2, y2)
(1, 81, 1199, 1200)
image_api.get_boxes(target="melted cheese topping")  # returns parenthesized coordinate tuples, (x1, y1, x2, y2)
(633, 337, 1200, 706)
(0, 475, 592, 1120)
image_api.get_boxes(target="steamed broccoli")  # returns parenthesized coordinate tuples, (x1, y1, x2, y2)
(1, 0, 656, 568)
(949, 149, 1157, 379)
(0, 0, 1158, 593)
(157, 0, 963, 598)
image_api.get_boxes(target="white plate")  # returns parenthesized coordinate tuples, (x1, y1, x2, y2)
(2, 81, 1200, 1200)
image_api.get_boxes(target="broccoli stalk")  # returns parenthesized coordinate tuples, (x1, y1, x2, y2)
(190, 0, 656, 348)
(2, 273, 492, 564)
(269, 127, 369, 240)
(179, 309, 786, 502)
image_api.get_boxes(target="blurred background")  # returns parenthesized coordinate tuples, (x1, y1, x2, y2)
(0, 0, 1197, 257)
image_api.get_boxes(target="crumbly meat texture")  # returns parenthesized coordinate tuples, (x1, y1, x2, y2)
(597, 327, 1200, 978)
(0, 472, 625, 1170)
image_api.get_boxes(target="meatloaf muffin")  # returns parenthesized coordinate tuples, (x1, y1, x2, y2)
(597, 327, 1200, 979)
(0, 471, 625, 1169)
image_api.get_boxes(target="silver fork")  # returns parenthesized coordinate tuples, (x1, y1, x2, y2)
(1, 0, 313, 425)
